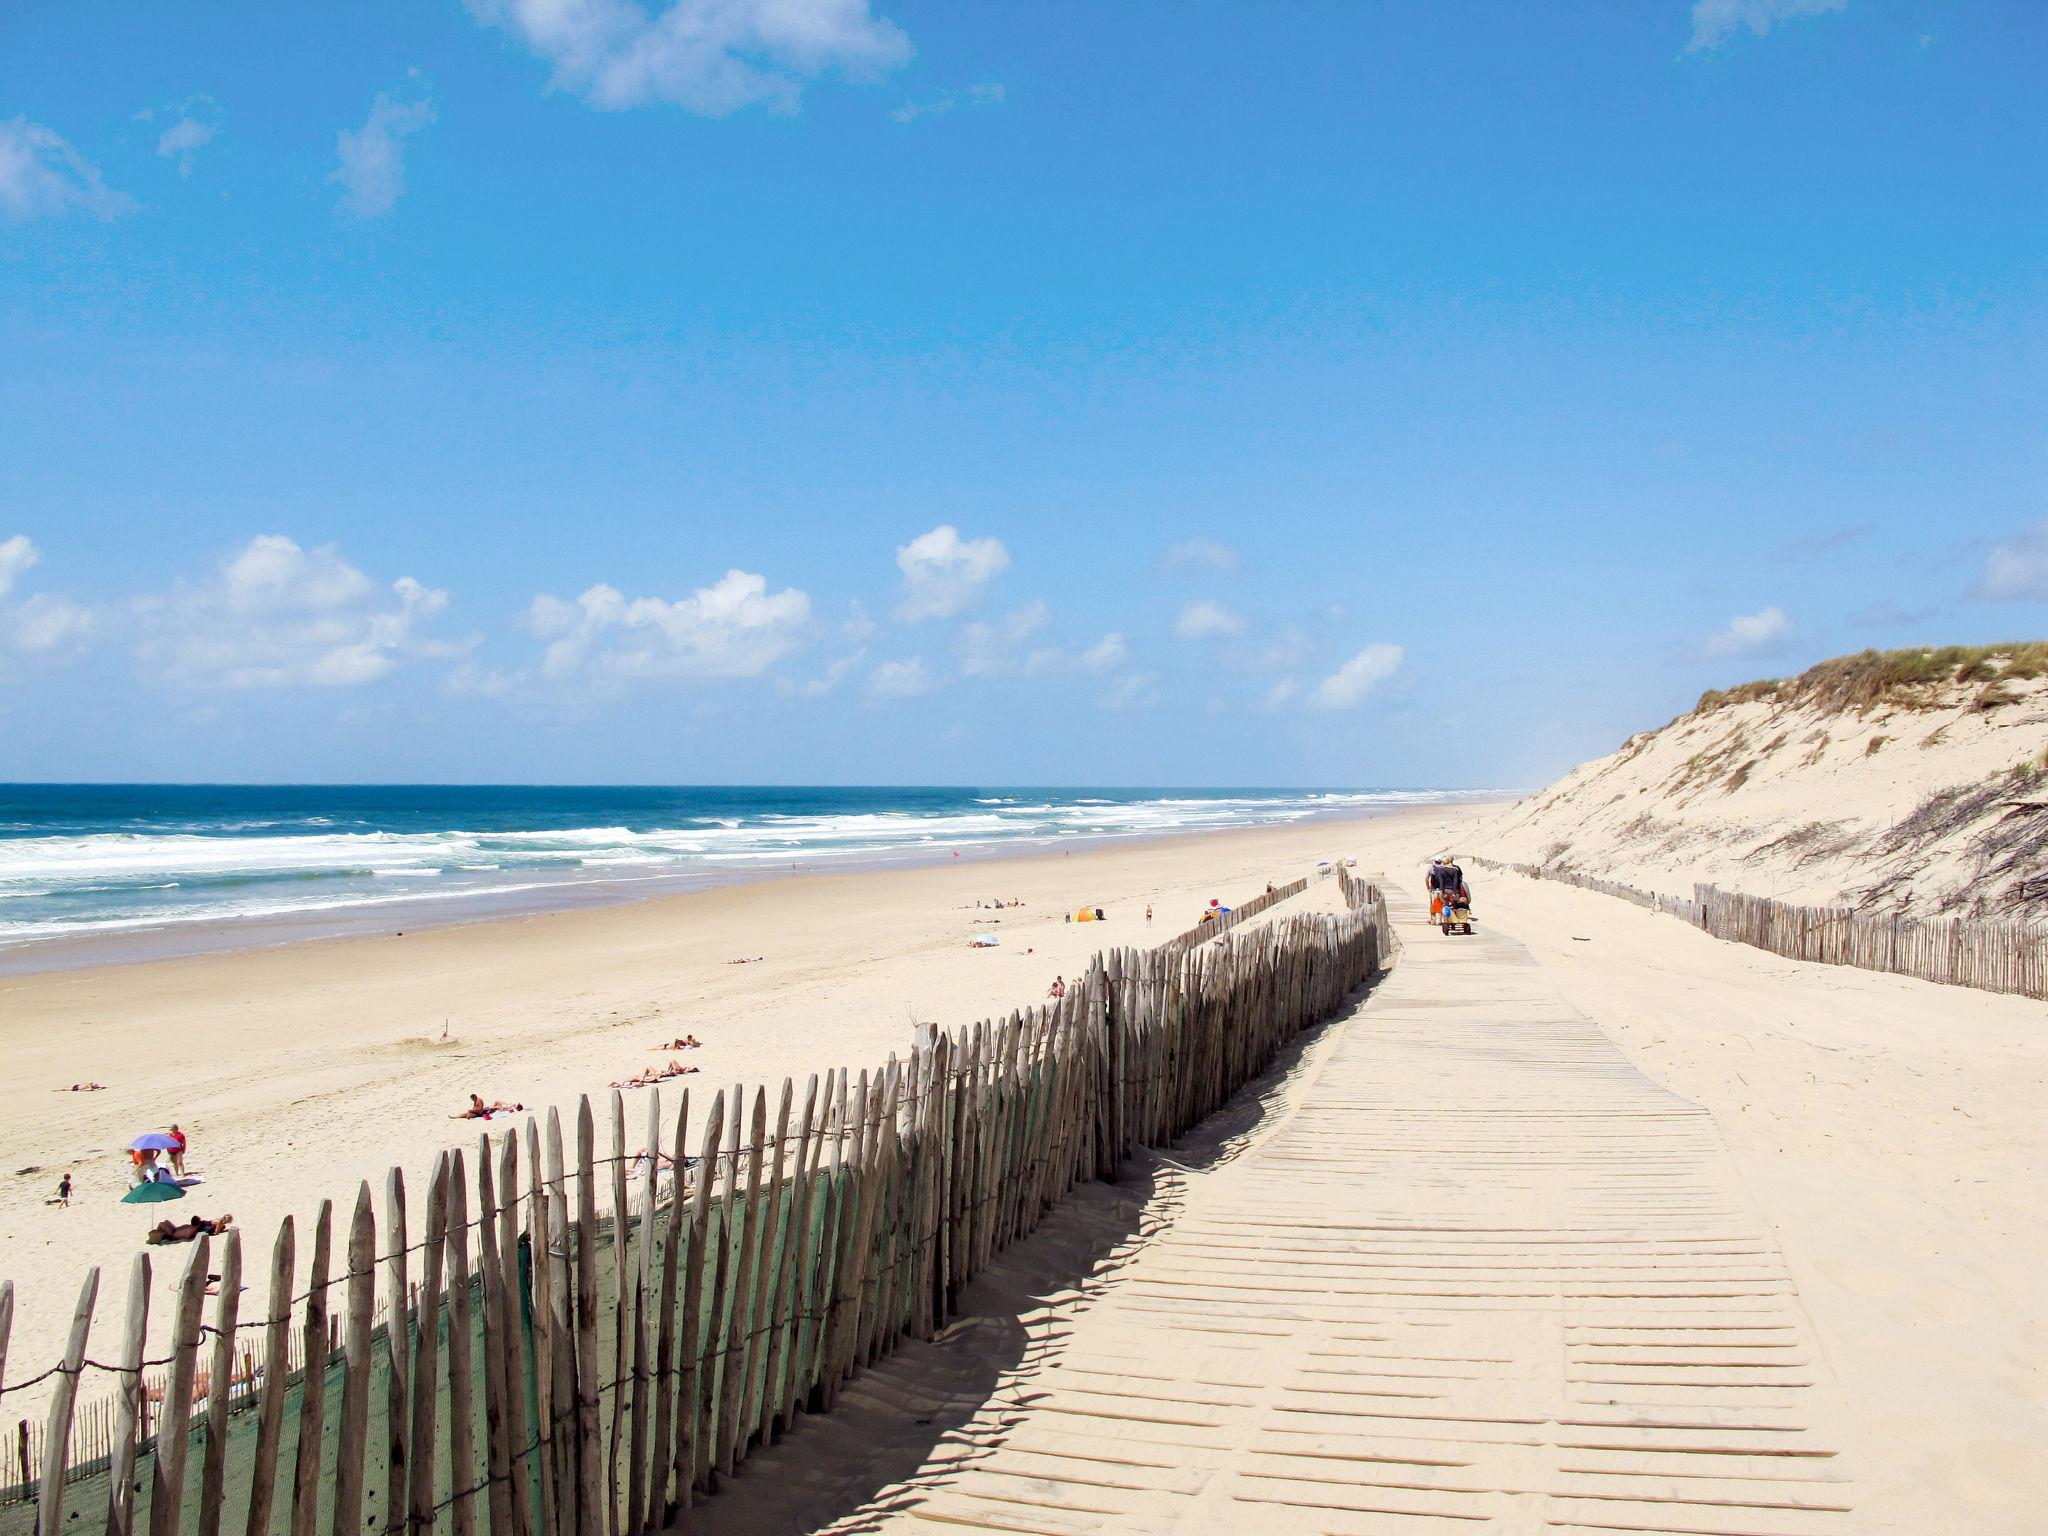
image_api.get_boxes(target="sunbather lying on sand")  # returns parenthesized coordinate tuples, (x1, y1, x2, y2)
(61, 1082, 108, 1092)
(147, 1214, 234, 1246)
(650, 1036, 702, 1050)
(451, 1094, 524, 1120)
(613, 1061, 700, 1089)
(725, 956, 763, 965)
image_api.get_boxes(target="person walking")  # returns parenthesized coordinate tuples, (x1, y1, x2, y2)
(55, 1173, 72, 1207)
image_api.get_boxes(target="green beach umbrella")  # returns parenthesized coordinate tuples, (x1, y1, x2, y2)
(122, 1181, 186, 1204)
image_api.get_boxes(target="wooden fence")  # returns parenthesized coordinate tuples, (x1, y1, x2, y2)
(1470, 856, 2047, 999)
(0, 874, 1391, 1536)
(1157, 876, 1309, 958)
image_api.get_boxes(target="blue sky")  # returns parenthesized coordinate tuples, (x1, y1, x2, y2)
(1, 0, 2043, 787)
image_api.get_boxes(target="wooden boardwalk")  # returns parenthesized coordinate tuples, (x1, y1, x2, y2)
(692, 893, 1858, 1536)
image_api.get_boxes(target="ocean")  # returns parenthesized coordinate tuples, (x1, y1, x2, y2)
(0, 784, 1459, 968)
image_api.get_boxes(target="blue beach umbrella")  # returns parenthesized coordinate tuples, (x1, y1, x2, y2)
(129, 1133, 179, 1151)
(122, 1181, 186, 1204)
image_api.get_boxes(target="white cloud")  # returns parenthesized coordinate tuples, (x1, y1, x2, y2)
(957, 600, 1048, 675)
(1703, 606, 1791, 656)
(529, 569, 810, 681)
(1099, 672, 1158, 712)
(1974, 522, 2048, 601)
(1160, 538, 1238, 573)
(11, 593, 95, 654)
(0, 117, 136, 223)
(0, 536, 95, 659)
(896, 524, 1008, 620)
(1688, 0, 1848, 52)
(466, 0, 912, 115)
(445, 660, 517, 698)
(841, 598, 879, 642)
(891, 81, 1004, 125)
(1252, 624, 1317, 671)
(789, 650, 866, 697)
(1264, 676, 1300, 709)
(331, 88, 435, 220)
(1174, 599, 1245, 641)
(139, 534, 457, 688)
(867, 656, 933, 699)
(1308, 643, 1403, 710)
(0, 536, 35, 600)
(1076, 633, 1128, 671)
(958, 601, 1126, 677)
(156, 108, 219, 177)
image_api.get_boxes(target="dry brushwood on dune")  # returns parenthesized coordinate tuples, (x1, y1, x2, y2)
(1478, 645, 2048, 922)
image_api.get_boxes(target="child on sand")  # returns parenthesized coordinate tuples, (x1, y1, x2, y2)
(52, 1174, 72, 1207)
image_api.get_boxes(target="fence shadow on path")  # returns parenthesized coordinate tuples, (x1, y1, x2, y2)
(681, 962, 1395, 1536)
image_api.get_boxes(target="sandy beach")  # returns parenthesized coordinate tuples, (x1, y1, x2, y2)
(4, 798, 2042, 1529)
(0, 805, 1466, 1390)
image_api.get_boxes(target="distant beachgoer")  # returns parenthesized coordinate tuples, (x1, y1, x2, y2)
(1047, 975, 1066, 999)
(64, 1082, 107, 1093)
(147, 1213, 234, 1246)
(1145, 904, 1153, 926)
(169, 1123, 188, 1177)
(54, 1174, 72, 1208)
(453, 1095, 523, 1120)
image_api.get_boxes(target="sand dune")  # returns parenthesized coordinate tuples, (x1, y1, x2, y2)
(1479, 648, 2048, 920)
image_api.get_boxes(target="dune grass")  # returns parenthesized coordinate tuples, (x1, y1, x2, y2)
(1696, 643, 2048, 716)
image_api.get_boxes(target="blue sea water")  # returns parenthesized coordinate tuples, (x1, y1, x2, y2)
(0, 784, 1456, 961)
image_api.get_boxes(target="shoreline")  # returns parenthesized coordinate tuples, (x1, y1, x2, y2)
(0, 790, 1504, 978)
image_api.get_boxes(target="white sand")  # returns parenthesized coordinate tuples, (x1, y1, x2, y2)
(4, 801, 2041, 1531)
(1468, 860, 2048, 1532)
(0, 810, 1405, 1393)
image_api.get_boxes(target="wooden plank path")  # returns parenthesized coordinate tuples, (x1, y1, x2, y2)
(693, 891, 1858, 1536)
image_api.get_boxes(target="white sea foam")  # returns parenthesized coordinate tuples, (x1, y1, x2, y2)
(0, 789, 1466, 950)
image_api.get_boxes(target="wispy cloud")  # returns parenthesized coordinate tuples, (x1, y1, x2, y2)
(1174, 599, 1245, 641)
(0, 535, 95, 660)
(788, 650, 866, 697)
(466, 0, 912, 115)
(1849, 599, 1940, 628)
(1159, 538, 1238, 574)
(1703, 605, 1792, 656)
(1973, 521, 2048, 601)
(1100, 672, 1158, 713)
(896, 525, 1009, 620)
(891, 81, 1004, 125)
(867, 656, 933, 699)
(1308, 644, 1403, 710)
(1774, 524, 1868, 562)
(331, 84, 435, 220)
(956, 601, 1125, 677)
(1687, 0, 1849, 53)
(0, 117, 135, 223)
(148, 97, 222, 177)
